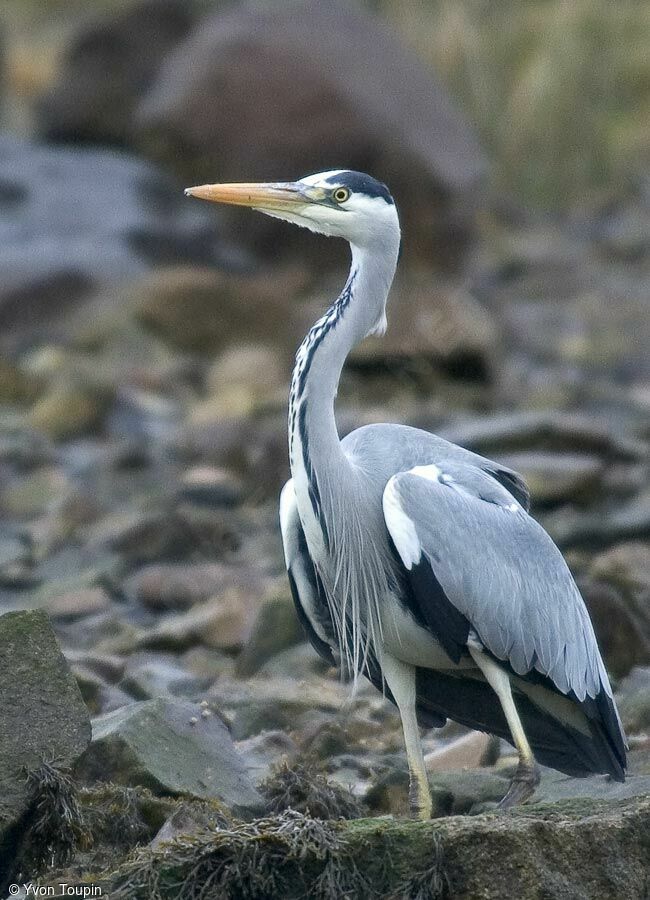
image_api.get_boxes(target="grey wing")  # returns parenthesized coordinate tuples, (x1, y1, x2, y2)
(383, 461, 608, 699)
(383, 461, 626, 776)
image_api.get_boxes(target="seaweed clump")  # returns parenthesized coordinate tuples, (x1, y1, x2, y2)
(12, 761, 88, 880)
(107, 809, 371, 900)
(261, 761, 363, 820)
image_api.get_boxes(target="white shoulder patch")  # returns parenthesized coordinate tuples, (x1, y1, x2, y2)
(382, 476, 422, 570)
(408, 464, 443, 483)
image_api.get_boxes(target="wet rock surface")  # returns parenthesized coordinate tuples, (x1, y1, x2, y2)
(76, 697, 263, 816)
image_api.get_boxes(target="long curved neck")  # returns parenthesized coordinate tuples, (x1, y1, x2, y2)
(288, 238, 399, 547)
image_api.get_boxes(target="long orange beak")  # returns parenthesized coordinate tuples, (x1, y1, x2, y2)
(184, 181, 316, 211)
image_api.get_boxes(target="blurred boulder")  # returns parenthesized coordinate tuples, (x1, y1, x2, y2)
(579, 541, 650, 678)
(134, 265, 312, 356)
(0, 135, 231, 351)
(136, 588, 261, 653)
(235, 592, 303, 678)
(492, 450, 603, 505)
(615, 667, 650, 735)
(36, 0, 198, 146)
(350, 276, 497, 379)
(125, 561, 266, 611)
(136, 0, 486, 267)
(236, 730, 299, 785)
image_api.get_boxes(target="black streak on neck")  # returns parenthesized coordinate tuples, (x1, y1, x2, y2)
(289, 269, 358, 553)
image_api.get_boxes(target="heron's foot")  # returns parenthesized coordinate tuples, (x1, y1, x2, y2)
(498, 758, 540, 810)
(409, 771, 432, 820)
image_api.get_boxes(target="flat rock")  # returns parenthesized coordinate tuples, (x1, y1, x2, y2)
(208, 674, 359, 741)
(350, 278, 497, 376)
(534, 758, 650, 804)
(96, 797, 650, 899)
(135, 265, 311, 355)
(76, 697, 262, 817)
(45, 586, 112, 620)
(0, 610, 91, 868)
(120, 656, 213, 701)
(493, 450, 603, 504)
(124, 561, 262, 611)
(439, 410, 648, 460)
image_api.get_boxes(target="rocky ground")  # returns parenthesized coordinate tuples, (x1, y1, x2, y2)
(1, 1, 650, 897)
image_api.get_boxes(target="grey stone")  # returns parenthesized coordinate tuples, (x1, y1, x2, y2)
(208, 675, 352, 741)
(0, 135, 228, 351)
(124, 561, 257, 611)
(533, 769, 650, 805)
(235, 593, 303, 677)
(136, 590, 257, 653)
(439, 410, 647, 461)
(120, 657, 213, 701)
(76, 698, 263, 816)
(493, 450, 603, 504)
(179, 465, 245, 508)
(551, 493, 650, 550)
(256, 642, 332, 680)
(0, 611, 91, 864)
(350, 279, 498, 376)
(615, 667, 650, 734)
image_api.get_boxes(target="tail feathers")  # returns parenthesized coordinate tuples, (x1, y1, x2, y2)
(414, 668, 627, 780)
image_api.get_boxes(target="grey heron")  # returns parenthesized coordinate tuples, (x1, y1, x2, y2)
(186, 171, 627, 818)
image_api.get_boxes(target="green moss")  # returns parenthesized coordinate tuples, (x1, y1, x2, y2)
(43, 792, 650, 899)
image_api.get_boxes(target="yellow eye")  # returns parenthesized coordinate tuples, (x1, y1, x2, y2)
(333, 187, 350, 203)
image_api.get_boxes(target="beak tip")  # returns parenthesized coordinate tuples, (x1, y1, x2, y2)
(184, 187, 194, 198)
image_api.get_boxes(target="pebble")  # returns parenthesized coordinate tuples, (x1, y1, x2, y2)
(45, 586, 112, 620)
(424, 731, 496, 773)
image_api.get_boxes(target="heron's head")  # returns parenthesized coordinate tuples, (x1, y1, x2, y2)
(185, 169, 399, 250)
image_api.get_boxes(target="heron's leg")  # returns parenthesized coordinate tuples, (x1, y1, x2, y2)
(381, 653, 431, 820)
(468, 644, 540, 809)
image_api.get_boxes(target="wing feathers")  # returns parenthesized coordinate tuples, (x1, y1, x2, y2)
(383, 462, 612, 703)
